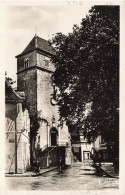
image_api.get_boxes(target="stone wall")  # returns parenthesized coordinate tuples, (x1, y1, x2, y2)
(37, 68, 54, 123)
(37, 53, 55, 72)
(37, 67, 70, 148)
(58, 123, 69, 144)
(17, 68, 37, 116)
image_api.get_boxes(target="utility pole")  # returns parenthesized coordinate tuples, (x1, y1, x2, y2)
(15, 115, 17, 173)
(47, 124, 50, 167)
(15, 102, 19, 173)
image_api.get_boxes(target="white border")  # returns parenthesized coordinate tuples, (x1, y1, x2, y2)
(0, 1, 125, 194)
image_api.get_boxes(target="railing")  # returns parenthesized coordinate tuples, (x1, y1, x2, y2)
(57, 141, 69, 147)
(42, 142, 69, 149)
(38, 141, 69, 153)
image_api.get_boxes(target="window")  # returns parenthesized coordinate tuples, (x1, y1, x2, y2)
(27, 59, 29, 67)
(51, 133, 57, 146)
(24, 58, 29, 68)
(24, 59, 26, 68)
(24, 80, 26, 87)
(44, 59, 49, 67)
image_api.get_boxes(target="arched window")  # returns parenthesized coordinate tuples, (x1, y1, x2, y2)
(44, 59, 49, 67)
(24, 58, 29, 68)
(27, 58, 29, 67)
(50, 127, 58, 146)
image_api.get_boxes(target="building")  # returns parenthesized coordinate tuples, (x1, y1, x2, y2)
(5, 81, 30, 173)
(72, 134, 113, 163)
(72, 131, 94, 162)
(93, 135, 113, 162)
(16, 34, 71, 167)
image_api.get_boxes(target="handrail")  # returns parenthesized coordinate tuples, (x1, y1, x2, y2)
(48, 146, 56, 154)
(37, 146, 57, 161)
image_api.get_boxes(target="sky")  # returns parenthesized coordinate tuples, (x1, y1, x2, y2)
(4, 3, 94, 87)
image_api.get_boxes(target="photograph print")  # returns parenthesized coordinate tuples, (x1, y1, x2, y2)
(4, 2, 119, 191)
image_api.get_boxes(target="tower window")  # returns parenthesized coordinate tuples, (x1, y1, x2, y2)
(24, 58, 29, 68)
(27, 59, 29, 67)
(24, 80, 26, 87)
(44, 59, 49, 67)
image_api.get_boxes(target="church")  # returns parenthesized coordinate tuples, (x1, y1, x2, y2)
(5, 34, 96, 173)
(16, 34, 72, 168)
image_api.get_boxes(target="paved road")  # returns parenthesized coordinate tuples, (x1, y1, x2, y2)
(6, 162, 119, 191)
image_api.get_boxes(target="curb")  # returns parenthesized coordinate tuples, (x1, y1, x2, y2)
(95, 164, 119, 179)
(5, 167, 58, 177)
(32, 167, 58, 177)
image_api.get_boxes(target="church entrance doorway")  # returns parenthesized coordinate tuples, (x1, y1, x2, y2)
(51, 133, 57, 146)
(50, 127, 58, 146)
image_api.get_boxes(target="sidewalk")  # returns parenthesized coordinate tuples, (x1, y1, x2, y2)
(5, 166, 58, 177)
(95, 163, 119, 179)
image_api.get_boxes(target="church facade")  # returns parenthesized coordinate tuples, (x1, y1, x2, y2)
(16, 35, 72, 167)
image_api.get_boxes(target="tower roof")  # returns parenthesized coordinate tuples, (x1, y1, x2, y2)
(16, 35, 55, 57)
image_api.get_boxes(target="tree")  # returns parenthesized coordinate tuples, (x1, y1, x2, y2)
(50, 6, 119, 150)
(30, 111, 49, 164)
(5, 73, 16, 93)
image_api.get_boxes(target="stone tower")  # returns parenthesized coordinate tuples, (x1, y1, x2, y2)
(16, 34, 55, 117)
(16, 35, 71, 166)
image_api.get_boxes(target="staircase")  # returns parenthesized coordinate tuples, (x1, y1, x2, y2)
(36, 145, 58, 168)
(36, 143, 66, 168)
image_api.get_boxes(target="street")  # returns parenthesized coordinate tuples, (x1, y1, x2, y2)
(6, 162, 119, 191)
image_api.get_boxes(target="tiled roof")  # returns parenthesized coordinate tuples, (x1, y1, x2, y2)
(16, 35, 55, 57)
(5, 80, 24, 102)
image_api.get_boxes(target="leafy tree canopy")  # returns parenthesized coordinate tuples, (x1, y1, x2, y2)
(30, 110, 49, 142)
(5, 73, 15, 93)
(50, 6, 119, 144)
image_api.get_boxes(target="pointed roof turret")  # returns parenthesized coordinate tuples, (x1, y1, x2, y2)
(16, 35, 55, 58)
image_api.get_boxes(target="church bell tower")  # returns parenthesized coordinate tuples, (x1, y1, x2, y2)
(16, 34, 55, 119)
(16, 35, 70, 166)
